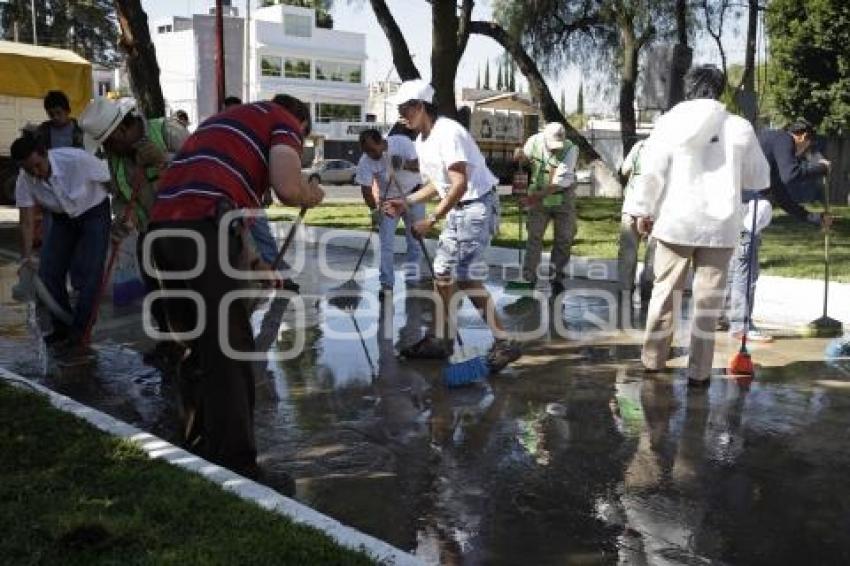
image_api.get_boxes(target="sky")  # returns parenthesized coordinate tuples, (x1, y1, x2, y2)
(141, 0, 752, 115)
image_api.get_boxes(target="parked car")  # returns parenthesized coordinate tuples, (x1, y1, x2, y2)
(301, 159, 357, 185)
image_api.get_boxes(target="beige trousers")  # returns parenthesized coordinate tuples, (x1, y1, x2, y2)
(641, 240, 733, 381)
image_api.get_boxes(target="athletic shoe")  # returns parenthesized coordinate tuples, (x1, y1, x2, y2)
(730, 329, 774, 343)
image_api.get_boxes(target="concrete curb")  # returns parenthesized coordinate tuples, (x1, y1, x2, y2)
(0, 367, 423, 566)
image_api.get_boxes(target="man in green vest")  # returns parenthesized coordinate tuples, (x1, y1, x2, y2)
(79, 97, 188, 240)
(78, 98, 188, 353)
(514, 122, 579, 297)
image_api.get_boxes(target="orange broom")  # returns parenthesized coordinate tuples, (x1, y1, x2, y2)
(728, 195, 761, 376)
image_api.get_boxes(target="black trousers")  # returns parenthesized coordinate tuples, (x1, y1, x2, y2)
(145, 218, 257, 475)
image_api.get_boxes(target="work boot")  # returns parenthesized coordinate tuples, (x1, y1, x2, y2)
(399, 334, 453, 359)
(487, 339, 522, 373)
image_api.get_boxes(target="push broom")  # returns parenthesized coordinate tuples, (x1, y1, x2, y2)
(417, 238, 489, 387)
(801, 171, 843, 338)
(328, 154, 401, 312)
(728, 196, 761, 377)
(82, 167, 148, 346)
(504, 165, 531, 292)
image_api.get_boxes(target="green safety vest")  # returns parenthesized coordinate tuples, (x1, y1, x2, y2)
(528, 135, 573, 208)
(109, 117, 168, 227)
(623, 142, 645, 196)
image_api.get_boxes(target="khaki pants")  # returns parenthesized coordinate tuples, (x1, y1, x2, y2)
(642, 240, 733, 381)
(522, 197, 577, 284)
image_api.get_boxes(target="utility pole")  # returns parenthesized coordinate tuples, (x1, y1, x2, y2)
(215, 0, 225, 110)
(30, 0, 37, 45)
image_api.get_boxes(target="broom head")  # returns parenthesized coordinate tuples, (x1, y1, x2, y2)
(327, 279, 364, 312)
(800, 316, 844, 338)
(728, 349, 754, 376)
(442, 354, 489, 387)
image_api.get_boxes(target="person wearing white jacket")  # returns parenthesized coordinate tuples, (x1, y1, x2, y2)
(630, 65, 771, 387)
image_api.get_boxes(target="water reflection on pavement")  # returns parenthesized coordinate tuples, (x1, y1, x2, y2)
(1, 247, 849, 565)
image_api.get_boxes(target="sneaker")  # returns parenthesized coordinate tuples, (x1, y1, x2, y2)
(731, 329, 774, 343)
(486, 339, 521, 373)
(399, 335, 453, 359)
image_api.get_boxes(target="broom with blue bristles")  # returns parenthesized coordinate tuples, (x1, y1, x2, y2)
(417, 238, 489, 387)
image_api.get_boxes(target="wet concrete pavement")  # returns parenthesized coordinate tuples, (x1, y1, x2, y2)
(1, 241, 850, 565)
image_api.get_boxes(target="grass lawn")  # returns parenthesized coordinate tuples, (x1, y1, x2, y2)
(270, 198, 850, 282)
(0, 382, 375, 566)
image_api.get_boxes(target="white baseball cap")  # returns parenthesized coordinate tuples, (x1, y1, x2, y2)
(543, 122, 566, 151)
(79, 97, 136, 152)
(390, 79, 435, 106)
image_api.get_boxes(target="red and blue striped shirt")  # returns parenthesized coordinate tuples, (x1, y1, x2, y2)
(150, 101, 303, 222)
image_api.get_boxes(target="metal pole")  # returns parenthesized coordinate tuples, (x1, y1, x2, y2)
(243, 0, 251, 102)
(30, 0, 37, 45)
(215, 0, 225, 111)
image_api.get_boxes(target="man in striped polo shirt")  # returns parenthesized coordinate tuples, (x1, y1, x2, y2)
(145, 95, 324, 481)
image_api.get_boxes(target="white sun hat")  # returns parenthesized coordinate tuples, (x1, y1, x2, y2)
(389, 79, 435, 106)
(543, 122, 566, 151)
(78, 97, 136, 153)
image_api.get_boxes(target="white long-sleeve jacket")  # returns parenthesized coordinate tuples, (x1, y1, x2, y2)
(630, 99, 770, 248)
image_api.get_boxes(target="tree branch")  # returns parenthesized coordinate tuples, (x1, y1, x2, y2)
(368, 0, 421, 80)
(457, 0, 474, 56)
(469, 19, 601, 162)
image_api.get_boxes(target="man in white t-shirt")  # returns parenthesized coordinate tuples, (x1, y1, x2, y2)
(382, 79, 521, 374)
(12, 135, 112, 346)
(355, 128, 425, 295)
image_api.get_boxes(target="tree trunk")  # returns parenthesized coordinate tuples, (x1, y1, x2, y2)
(619, 28, 639, 156)
(738, 0, 759, 123)
(114, 0, 165, 118)
(431, 0, 460, 118)
(667, 0, 692, 109)
(469, 20, 601, 161)
(368, 0, 421, 81)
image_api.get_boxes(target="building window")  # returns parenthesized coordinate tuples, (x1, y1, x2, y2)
(157, 24, 172, 34)
(261, 55, 282, 77)
(284, 58, 311, 79)
(315, 103, 361, 123)
(284, 14, 312, 37)
(315, 60, 362, 84)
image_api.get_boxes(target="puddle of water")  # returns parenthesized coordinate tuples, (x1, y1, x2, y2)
(1, 244, 850, 564)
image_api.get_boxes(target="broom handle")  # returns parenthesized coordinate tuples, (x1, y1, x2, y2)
(741, 195, 760, 351)
(271, 206, 308, 271)
(417, 237, 464, 347)
(822, 170, 831, 318)
(82, 167, 148, 345)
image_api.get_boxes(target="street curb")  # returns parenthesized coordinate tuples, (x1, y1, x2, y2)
(0, 367, 424, 566)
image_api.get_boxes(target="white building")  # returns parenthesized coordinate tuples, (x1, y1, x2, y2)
(366, 80, 400, 124)
(152, 3, 367, 160)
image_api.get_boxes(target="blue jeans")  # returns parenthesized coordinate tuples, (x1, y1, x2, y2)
(39, 199, 111, 336)
(434, 191, 499, 282)
(41, 209, 85, 291)
(249, 213, 280, 266)
(724, 230, 760, 333)
(379, 200, 425, 288)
